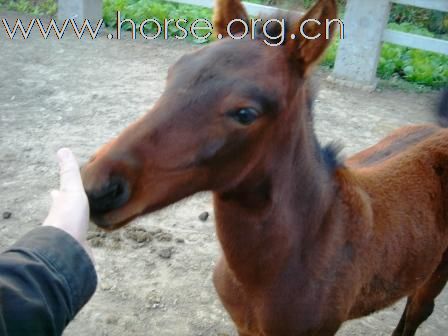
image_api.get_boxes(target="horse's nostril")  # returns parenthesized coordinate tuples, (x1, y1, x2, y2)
(87, 177, 130, 215)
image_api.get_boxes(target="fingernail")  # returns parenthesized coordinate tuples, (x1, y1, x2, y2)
(57, 148, 71, 161)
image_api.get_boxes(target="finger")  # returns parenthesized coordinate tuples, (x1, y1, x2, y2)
(58, 148, 85, 192)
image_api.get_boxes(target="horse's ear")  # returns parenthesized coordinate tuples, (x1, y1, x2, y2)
(285, 0, 337, 76)
(213, 0, 249, 38)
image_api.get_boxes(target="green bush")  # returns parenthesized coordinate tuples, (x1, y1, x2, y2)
(104, 0, 212, 41)
(379, 24, 447, 88)
(0, 0, 56, 15)
(303, 0, 346, 8)
(390, 4, 447, 35)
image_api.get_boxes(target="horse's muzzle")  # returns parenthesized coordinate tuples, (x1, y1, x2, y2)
(86, 176, 130, 216)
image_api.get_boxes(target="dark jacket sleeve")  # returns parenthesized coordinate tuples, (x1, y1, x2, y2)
(0, 226, 97, 336)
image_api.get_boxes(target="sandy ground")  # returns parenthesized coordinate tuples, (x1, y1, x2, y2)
(0, 11, 447, 336)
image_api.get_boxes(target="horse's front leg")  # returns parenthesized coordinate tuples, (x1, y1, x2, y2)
(392, 249, 448, 336)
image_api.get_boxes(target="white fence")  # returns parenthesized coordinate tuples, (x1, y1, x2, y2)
(333, 0, 447, 89)
(383, 0, 447, 55)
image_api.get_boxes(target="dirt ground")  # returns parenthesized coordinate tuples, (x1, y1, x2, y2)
(1, 11, 447, 336)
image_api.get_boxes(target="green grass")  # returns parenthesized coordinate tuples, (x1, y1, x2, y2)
(1, 0, 447, 89)
(0, 0, 56, 15)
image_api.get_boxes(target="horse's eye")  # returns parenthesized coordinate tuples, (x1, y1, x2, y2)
(230, 108, 260, 126)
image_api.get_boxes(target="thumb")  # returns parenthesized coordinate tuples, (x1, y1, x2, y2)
(58, 148, 84, 192)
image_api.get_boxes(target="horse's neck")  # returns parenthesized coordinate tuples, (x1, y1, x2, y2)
(213, 123, 336, 288)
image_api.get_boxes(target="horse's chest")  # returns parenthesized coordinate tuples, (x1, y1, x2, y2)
(214, 264, 345, 335)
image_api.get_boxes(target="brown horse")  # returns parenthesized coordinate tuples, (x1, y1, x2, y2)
(81, 0, 448, 335)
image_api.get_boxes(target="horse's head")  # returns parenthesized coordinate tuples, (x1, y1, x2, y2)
(82, 0, 337, 230)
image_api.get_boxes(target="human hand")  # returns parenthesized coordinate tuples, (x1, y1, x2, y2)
(43, 148, 93, 261)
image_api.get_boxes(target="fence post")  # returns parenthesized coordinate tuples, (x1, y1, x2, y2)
(57, 0, 103, 24)
(331, 0, 391, 90)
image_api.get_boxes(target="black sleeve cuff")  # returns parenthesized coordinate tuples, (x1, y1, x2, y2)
(5, 226, 97, 316)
